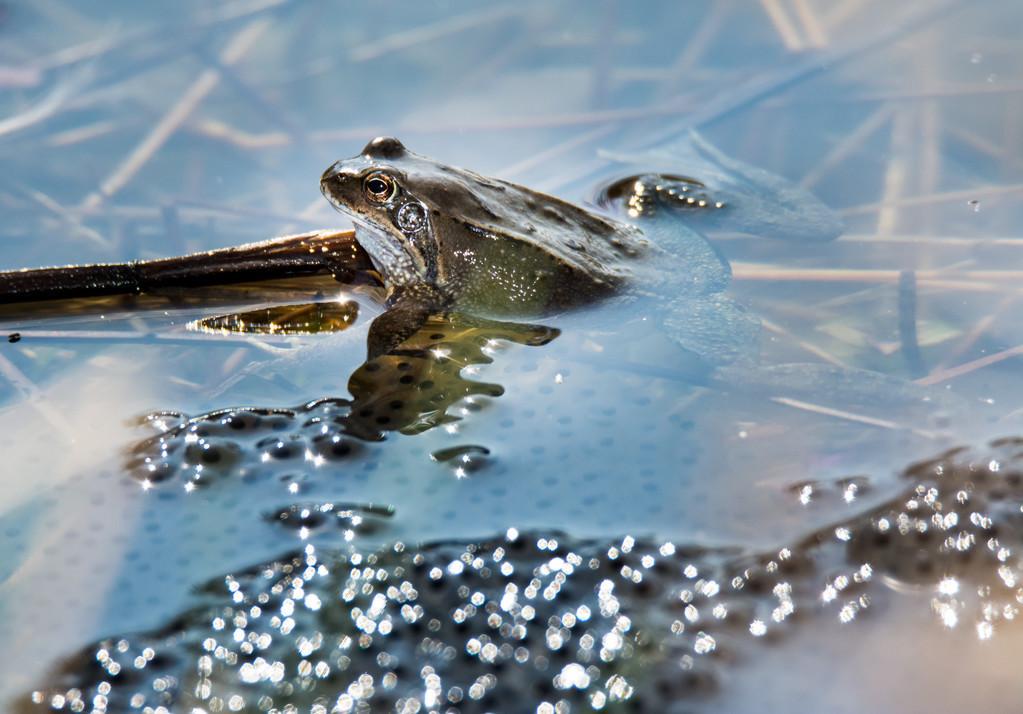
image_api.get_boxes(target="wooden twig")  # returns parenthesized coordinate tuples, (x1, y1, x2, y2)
(348, 6, 518, 62)
(799, 105, 893, 189)
(760, 318, 850, 368)
(841, 182, 1023, 216)
(933, 295, 1016, 370)
(79, 19, 269, 212)
(877, 107, 912, 236)
(897, 270, 925, 378)
(0, 350, 75, 438)
(0, 229, 375, 305)
(916, 345, 1023, 387)
(658, 0, 730, 98)
(732, 263, 1023, 289)
(758, 0, 805, 51)
(792, 0, 828, 48)
(771, 396, 937, 439)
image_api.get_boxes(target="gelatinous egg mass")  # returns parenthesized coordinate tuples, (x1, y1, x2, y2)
(126, 314, 560, 487)
(25, 440, 1023, 713)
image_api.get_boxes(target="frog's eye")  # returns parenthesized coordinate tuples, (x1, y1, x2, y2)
(363, 172, 396, 203)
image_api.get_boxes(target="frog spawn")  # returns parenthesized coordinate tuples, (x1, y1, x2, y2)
(126, 315, 558, 488)
(24, 533, 786, 714)
(842, 442, 1023, 632)
(265, 502, 396, 543)
(27, 439, 1023, 713)
(126, 399, 364, 490)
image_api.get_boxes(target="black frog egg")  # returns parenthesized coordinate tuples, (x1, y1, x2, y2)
(310, 432, 356, 460)
(256, 435, 305, 460)
(183, 438, 242, 469)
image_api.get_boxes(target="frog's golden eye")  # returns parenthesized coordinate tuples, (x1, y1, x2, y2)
(363, 172, 396, 203)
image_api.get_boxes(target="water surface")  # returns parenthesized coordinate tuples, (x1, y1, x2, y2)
(2, 1, 1023, 711)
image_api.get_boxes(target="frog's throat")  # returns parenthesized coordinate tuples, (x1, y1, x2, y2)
(353, 224, 428, 287)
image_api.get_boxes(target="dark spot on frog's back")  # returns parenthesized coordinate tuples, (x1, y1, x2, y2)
(363, 136, 406, 159)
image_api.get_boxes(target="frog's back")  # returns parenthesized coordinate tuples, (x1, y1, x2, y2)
(390, 148, 647, 289)
(462, 169, 647, 283)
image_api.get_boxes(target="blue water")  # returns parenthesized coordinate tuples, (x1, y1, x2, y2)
(2, 1, 1023, 712)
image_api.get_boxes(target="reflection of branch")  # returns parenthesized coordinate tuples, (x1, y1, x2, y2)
(0, 229, 377, 305)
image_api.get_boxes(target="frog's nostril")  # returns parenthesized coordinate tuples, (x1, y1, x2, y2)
(320, 162, 342, 184)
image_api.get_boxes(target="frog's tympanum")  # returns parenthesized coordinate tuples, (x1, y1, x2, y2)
(320, 135, 766, 363)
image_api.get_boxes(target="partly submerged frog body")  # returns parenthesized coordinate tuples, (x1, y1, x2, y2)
(321, 134, 828, 362)
(320, 137, 641, 315)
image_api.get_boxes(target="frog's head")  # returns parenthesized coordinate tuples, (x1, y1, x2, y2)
(321, 137, 446, 288)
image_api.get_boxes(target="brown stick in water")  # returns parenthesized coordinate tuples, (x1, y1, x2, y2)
(0, 229, 378, 304)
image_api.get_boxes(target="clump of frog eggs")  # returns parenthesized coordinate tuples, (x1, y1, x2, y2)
(32, 441, 1023, 712)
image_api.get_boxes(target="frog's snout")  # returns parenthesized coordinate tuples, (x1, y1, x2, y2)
(320, 162, 357, 205)
(320, 161, 344, 187)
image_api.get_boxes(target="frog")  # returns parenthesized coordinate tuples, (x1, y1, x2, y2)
(0, 131, 831, 371)
(320, 134, 788, 363)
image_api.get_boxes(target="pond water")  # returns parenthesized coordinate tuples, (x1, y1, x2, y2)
(2, 1, 1023, 712)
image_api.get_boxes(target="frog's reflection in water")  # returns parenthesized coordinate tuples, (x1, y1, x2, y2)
(126, 306, 559, 487)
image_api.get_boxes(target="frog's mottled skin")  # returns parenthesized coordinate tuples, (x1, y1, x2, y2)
(321, 136, 761, 360)
(321, 137, 654, 355)
(322, 137, 643, 306)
